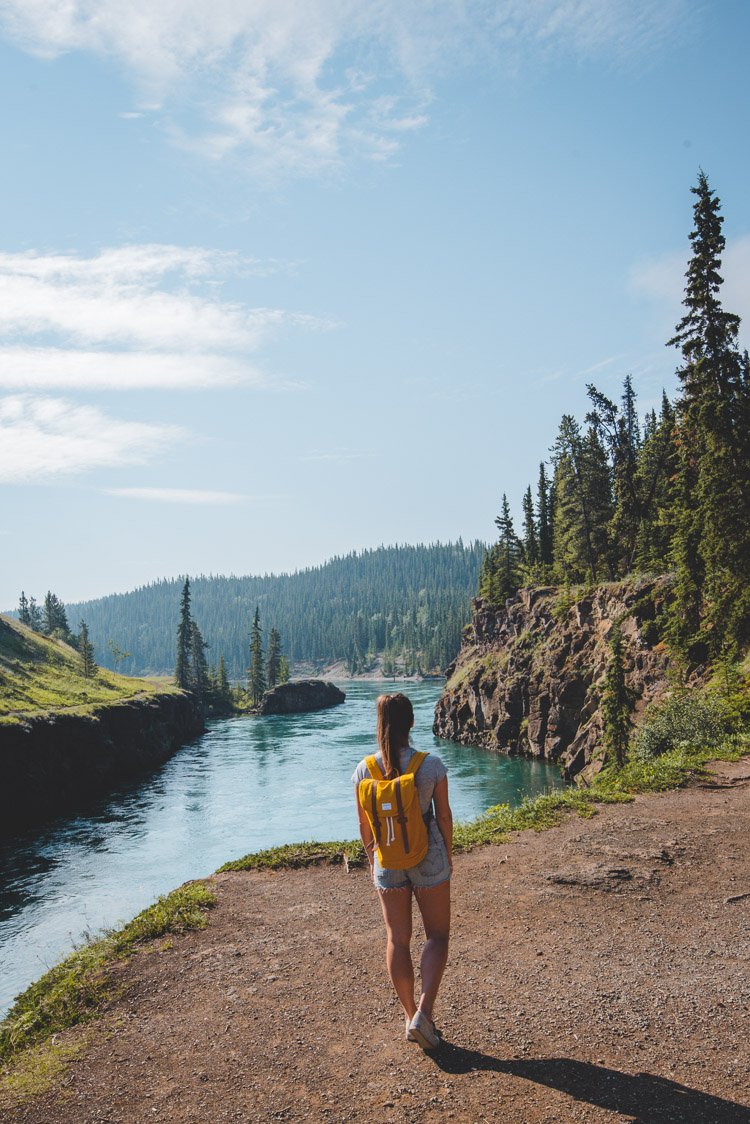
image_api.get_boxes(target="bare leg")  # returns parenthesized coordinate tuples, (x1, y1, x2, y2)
(378, 887, 417, 1028)
(414, 880, 451, 1021)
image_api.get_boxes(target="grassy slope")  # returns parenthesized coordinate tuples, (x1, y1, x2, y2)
(0, 614, 177, 725)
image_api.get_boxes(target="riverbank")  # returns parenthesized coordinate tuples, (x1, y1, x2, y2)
(0, 614, 206, 834)
(3, 758, 749, 1122)
(0, 691, 205, 836)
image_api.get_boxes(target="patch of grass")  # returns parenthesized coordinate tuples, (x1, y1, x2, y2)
(218, 839, 364, 872)
(0, 883, 216, 1063)
(0, 614, 176, 721)
(453, 786, 633, 850)
(445, 655, 483, 693)
(0, 1033, 90, 1107)
(594, 735, 748, 795)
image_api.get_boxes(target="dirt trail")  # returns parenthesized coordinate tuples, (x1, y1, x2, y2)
(5, 761, 750, 1123)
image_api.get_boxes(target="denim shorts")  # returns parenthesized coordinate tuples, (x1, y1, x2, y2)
(374, 831, 451, 891)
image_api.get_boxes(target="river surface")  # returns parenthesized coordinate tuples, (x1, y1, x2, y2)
(0, 681, 564, 1016)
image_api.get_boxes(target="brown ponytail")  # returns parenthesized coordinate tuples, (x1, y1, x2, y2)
(376, 693, 414, 780)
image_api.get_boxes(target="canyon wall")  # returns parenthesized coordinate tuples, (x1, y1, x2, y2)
(433, 578, 679, 782)
(0, 691, 205, 835)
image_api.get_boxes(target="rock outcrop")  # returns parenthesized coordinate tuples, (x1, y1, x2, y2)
(0, 691, 205, 836)
(258, 679, 345, 715)
(433, 577, 680, 782)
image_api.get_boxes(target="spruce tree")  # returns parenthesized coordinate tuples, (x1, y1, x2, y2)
(478, 547, 494, 601)
(493, 494, 523, 603)
(537, 463, 554, 574)
(601, 622, 634, 768)
(668, 171, 750, 647)
(521, 485, 539, 572)
(266, 628, 282, 689)
(587, 376, 646, 572)
(43, 592, 71, 640)
(28, 596, 43, 632)
(78, 619, 97, 679)
(552, 416, 614, 583)
(18, 591, 30, 626)
(175, 578, 192, 689)
(633, 393, 678, 574)
(249, 606, 266, 706)
(217, 654, 232, 706)
(189, 619, 209, 699)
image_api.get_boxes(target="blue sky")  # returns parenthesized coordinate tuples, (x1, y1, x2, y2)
(1, 0, 748, 608)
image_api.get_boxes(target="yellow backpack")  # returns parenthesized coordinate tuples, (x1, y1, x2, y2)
(359, 751, 429, 869)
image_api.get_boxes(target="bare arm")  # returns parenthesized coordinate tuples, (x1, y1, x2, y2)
(354, 784, 376, 875)
(433, 775, 453, 872)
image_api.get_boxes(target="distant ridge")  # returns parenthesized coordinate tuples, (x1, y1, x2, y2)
(69, 541, 485, 678)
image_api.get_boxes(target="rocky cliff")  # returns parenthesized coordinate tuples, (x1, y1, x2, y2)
(0, 691, 205, 836)
(433, 577, 680, 782)
(258, 679, 345, 715)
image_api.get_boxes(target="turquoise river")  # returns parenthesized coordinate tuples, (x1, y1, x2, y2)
(0, 681, 564, 1017)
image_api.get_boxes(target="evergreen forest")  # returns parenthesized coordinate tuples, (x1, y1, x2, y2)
(56, 541, 483, 678)
(479, 173, 750, 661)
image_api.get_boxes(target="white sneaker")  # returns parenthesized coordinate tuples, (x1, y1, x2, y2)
(408, 1010, 440, 1051)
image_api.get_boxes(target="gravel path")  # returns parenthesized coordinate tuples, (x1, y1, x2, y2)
(4, 761, 750, 1123)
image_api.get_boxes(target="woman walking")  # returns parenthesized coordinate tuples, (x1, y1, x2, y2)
(352, 692, 453, 1050)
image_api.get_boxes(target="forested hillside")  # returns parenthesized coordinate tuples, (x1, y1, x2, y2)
(479, 172, 750, 661)
(65, 542, 483, 678)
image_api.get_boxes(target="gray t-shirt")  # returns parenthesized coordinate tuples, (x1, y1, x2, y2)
(351, 747, 447, 817)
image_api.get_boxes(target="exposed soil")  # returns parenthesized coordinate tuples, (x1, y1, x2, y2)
(4, 761, 750, 1123)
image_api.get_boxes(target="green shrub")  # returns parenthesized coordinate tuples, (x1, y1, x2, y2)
(640, 619, 660, 645)
(552, 588, 574, 621)
(631, 690, 734, 761)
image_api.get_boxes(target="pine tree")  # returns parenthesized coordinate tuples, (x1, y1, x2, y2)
(190, 619, 209, 699)
(18, 591, 30, 626)
(28, 596, 43, 632)
(478, 547, 494, 601)
(537, 463, 554, 574)
(175, 578, 193, 689)
(587, 376, 643, 572)
(249, 606, 266, 706)
(266, 627, 282, 689)
(601, 622, 634, 768)
(521, 485, 539, 572)
(43, 592, 71, 640)
(668, 171, 750, 647)
(78, 619, 97, 679)
(217, 654, 232, 706)
(493, 494, 523, 603)
(552, 416, 614, 583)
(633, 393, 678, 574)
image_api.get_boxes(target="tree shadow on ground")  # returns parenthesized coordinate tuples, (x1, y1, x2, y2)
(430, 1043, 750, 1123)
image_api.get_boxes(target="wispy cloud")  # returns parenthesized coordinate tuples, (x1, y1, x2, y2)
(0, 245, 321, 391)
(0, 395, 183, 482)
(0, 1, 690, 176)
(105, 487, 247, 505)
(0, 348, 263, 391)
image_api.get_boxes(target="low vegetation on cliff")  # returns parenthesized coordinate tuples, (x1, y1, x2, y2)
(0, 614, 175, 725)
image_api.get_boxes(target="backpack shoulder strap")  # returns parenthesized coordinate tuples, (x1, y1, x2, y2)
(405, 750, 428, 776)
(365, 755, 384, 781)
